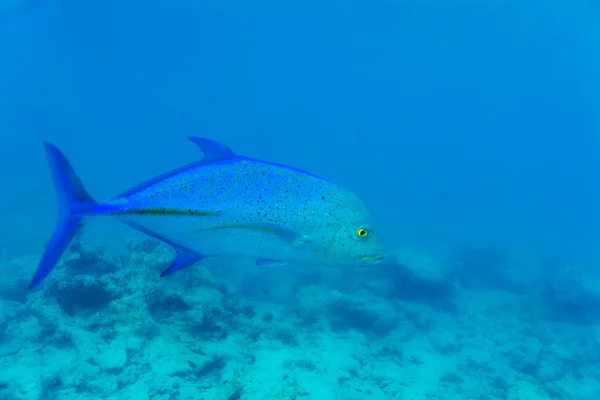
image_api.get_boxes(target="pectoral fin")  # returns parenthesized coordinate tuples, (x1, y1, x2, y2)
(250, 222, 302, 243)
(198, 222, 308, 246)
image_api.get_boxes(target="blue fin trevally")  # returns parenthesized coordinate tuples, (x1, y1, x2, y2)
(30, 137, 385, 288)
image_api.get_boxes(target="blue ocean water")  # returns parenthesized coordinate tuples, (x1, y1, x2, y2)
(1, 0, 599, 398)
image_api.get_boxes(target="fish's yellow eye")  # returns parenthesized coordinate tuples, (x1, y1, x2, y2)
(356, 228, 368, 238)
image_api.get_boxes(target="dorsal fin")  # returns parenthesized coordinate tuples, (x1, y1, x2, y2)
(188, 137, 236, 161)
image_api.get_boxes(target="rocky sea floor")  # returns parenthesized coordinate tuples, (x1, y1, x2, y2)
(1, 239, 599, 400)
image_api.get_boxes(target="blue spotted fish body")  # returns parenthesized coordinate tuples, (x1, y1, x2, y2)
(30, 137, 385, 288)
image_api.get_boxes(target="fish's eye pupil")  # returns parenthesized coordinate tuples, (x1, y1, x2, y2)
(357, 228, 368, 237)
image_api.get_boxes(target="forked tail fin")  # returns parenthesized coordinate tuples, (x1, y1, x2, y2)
(29, 142, 98, 289)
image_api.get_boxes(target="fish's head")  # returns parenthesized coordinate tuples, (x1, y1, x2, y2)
(315, 190, 385, 267)
(338, 223, 386, 266)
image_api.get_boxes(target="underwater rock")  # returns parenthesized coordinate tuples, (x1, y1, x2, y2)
(121, 239, 175, 284)
(535, 344, 573, 383)
(146, 289, 192, 321)
(143, 278, 237, 341)
(508, 341, 540, 377)
(95, 342, 128, 375)
(400, 301, 436, 332)
(429, 329, 458, 355)
(506, 379, 551, 400)
(222, 295, 255, 319)
(61, 240, 119, 276)
(388, 249, 446, 282)
(380, 249, 456, 310)
(45, 273, 122, 317)
(0, 254, 39, 302)
(158, 265, 229, 299)
(125, 237, 162, 255)
(195, 354, 227, 378)
(224, 368, 245, 400)
(181, 303, 231, 341)
(110, 293, 157, 338)
(541, 267, 600, 324)
(269, 324, 299, 347)
(236, 266, 323, 305)
(296, 286, 399, 336)
(447, 248, 530, 293)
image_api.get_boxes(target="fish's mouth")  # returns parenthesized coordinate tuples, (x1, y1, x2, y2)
(358, 254, 385, 264)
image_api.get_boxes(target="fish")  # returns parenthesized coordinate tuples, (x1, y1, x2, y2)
(29, 137, 385, 289)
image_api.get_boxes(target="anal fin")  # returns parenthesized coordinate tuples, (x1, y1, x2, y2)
(159, 245, 205, 277)
(120, 220, 205, 277)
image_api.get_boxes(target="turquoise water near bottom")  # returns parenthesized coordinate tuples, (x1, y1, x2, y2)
(0, 237, 599, 400)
